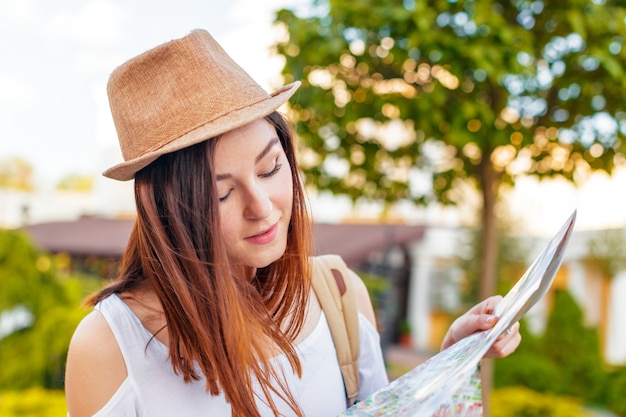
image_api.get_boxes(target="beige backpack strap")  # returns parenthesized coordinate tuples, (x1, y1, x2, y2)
(310, 254, 360, 406)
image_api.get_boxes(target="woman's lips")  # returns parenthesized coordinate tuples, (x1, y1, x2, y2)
(244, 223, 278, 245)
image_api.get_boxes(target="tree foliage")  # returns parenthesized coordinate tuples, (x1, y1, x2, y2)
(586, 227, 626, 275)
(276, 0, 626, 201)
(274, 0, 626, 298)
(56, 174, 94, 193)
(0, 158, 33, 191)
(0, 229, 95, 389)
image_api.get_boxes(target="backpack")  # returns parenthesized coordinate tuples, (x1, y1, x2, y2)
(310, 255, 360, 406)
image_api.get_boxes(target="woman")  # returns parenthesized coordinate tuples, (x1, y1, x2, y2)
(65, 29, 520, 417)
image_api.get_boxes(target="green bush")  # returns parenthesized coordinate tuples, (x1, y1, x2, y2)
(604, 366, 626, 416)
(494, 322, 567, 393)
(495, 350, 566, 393)
(494, 290, 608, 409)
(492, 386, 589, 417)
(0, 229, 98, 389)
(542, 291, 606, 402)
(0, 389, 66, 417)
(493, 290, 626, 415)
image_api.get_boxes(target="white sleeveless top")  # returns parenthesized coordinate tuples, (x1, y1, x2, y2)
(88, 294, 388, 417)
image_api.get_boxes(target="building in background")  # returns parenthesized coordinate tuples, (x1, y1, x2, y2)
(19, 212, 626, 366)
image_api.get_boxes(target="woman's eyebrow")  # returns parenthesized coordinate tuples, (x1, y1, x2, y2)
(216, 137, 280, 181)
(255, 137, 280, 163)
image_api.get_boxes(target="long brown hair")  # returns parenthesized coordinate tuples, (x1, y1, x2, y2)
(91, 112, 312, 417)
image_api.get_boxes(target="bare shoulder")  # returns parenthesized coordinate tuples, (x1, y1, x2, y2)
(65, 309, 127, 417)
(344, 268, 378, 327)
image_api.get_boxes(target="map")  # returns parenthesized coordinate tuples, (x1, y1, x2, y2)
(340, 210, 577, 417)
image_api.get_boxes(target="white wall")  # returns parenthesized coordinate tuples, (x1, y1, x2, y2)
(606, 272, 626, 364)
(407, 226, 467, 351)
(0, 188, 95, 228)
(0, 173, 136, 229)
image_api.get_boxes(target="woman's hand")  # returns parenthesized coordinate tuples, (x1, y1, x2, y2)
(440, 295, 521, 358)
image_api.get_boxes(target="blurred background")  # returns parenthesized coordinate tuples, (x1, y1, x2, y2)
(1, 0, 626, 416)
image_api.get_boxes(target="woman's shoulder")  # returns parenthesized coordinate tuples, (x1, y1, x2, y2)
(67, 308, 124, 360)
(65, 308, 128, 417)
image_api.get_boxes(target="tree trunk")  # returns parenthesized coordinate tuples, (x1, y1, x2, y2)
(478, 151, 500, 417)
(479, 154, 498, 301)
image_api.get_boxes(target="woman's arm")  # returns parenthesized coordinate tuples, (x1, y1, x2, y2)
(65, 311, 128, 417)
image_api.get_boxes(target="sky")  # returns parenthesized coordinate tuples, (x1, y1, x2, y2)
(0, 0, 295, 188)
(2, 0, 626, 233)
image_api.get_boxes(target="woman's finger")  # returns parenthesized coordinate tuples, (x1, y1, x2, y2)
(485, 321, 521, 358)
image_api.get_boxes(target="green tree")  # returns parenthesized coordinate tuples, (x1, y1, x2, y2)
(56, 174, 94, 193)
(274, 0, 626, 304)
(0, 158, 33, 191)
(457, 211, 532, 305)
(586, 227, 626, 275)
(274, 3, 626, 412)
(0, 229, 95, 389)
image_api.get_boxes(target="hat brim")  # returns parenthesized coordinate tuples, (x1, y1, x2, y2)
(102, 81, 301, 181)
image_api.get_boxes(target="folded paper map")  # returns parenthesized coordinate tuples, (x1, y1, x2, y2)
(341, 210, 577, 417)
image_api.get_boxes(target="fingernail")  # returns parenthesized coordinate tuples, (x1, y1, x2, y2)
(486, 316, 495, 324)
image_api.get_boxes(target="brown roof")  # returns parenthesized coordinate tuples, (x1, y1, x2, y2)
(24, 216, 135, 257)
(24, 217, 425, 266)
(312, 223, 425, 266)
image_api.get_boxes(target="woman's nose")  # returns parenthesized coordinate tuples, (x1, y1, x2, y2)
(243, 184, 272, 219)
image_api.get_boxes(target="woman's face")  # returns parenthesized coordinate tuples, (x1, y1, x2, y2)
(214, 118, 294, 269)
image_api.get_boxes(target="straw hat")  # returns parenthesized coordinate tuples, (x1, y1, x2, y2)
(103, 29, 301, 181)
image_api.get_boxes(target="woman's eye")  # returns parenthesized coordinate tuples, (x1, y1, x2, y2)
(260, 158, 282, 178)
(218, 189, 232, 202)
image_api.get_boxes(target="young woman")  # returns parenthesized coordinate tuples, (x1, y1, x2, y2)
(64, 29, 520, 417)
